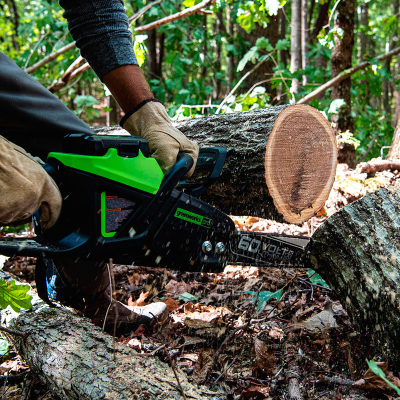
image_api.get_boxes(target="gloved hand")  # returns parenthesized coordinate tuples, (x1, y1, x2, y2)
(121, 100, 199, 177)
(0, 136, 62, 229)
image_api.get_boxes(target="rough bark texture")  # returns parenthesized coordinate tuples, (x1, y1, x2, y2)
(0, 272, 211, 400)
(307, 187, 400, 369)
(331, 0, 355, 134)
(96, 106, 337, 224)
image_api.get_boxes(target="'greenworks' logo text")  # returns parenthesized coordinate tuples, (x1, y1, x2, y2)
(174, 208, 213, 228)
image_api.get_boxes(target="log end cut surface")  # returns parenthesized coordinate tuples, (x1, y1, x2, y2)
(265, 105, 337, 224)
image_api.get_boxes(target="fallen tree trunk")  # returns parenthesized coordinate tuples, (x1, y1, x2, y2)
(97, 105, 337, 224)
(307, 186, 400, 368)
(0, 272, 210, 400)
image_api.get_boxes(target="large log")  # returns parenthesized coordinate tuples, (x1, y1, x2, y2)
(307, 187, 400, 368)
(97, 105, 337, 224)
(0, 272, 211, 400)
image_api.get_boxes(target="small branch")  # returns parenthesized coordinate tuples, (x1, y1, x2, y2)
(216, 51, 275, 114)
(135, 0, 216, 33)
(297, 46, 400, 105)
(0, 325, 23, 337)
(0, 371, 29, 385)
(25, 42, 76, 75)
(356, 159, 400, 175)
(164, 349, 187, 400)
(129, 0, 162, 24)
(358, 134, 378, 163)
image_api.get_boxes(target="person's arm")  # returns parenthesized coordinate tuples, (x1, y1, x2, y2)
(59, 0, 199, 175)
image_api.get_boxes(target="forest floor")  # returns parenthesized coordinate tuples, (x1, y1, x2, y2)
(2, 160, 400, 399)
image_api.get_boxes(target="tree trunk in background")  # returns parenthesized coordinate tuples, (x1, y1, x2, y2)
(307, 187, 400, 370)
(98, 105, 337, 224)
(226, 6, 235, 92)
(202, 15, 208, 78)
(393, 0, 400, 127)
(279, 8, 288, 68)
(388, 116, 400, 159)
(4, 0, 19, 50)
(240, 16, 279, 100)
(301, 0, 308, 85)
(359, 2, 369, 60)
(214, 11, 223, 99)
(331, 0, 355, 135)
(108, 96, 120, 126)
(291, 0, 301, 97)
(308, 0, 331, 44)
(383, 41, 391, 124)
(146, 29, 164, 80)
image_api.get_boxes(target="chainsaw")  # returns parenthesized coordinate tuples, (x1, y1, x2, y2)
(0, 134, 310, 274)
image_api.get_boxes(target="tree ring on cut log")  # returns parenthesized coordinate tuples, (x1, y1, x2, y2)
(265, 105, 337, 224)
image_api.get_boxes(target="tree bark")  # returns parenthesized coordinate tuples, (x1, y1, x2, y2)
(301, 0, 308, 85)
(359, 2, 369, 61)
(388, 117, 400, 159)
(290, 0, 301, 96)
(96, 105, 337, 224)
(0, 273, 209, 400)
(331, 0, 355, 134)
(307, 186, 400, 369)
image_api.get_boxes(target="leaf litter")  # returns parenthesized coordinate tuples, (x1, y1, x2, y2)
(3, 163, 400, 399)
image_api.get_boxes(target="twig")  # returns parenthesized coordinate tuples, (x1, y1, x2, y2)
(0, 325, 23, 337)
(215, 356, 238, 383)
(135, 0, 216, 33)
(0, 371, 29, 385)
(25, 42, 76, 74)
(297, 46, 400, 105)
(212, 323, 249, 369)
(129, 0, 162, 24)
(216, 51, 276, 114)
(164, 349, 187, 400)
(358, 134, 379, 163)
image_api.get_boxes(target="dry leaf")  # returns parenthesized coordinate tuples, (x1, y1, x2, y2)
(165, 279, 188, 295)
(354, 361, 400, 397)
(191, 349, 214, 384)
(162, 297, 180, 312)
(128, 291, 149, 307)
(254, 337, 276, 374)
(128, 338, 141, 350)
(184, 303, 232, 328)
(242, 385, 270, 399)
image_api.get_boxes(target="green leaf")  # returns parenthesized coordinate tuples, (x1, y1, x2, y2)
(276, 39, 290, 51)
(74, 95, 99, 108)
(366, 360, 400, 395)
(183, 0, 196, 7)
(255, 37, 273, 51)
(0, 339, 8, 356)
(244, 289, 283, 310)
(328, 98, 346, 115)
(237, 46, 259, 72)
(178, 292, 198, 302)
(0, 279, 32, 312)
(307, 269, 329, 288)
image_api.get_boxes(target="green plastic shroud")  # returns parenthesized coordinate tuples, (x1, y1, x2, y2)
(47, 148, 164, 194)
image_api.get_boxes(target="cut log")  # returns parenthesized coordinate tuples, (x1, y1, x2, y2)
(307, 187, 400, 368)
(0, 272, 210, 400)
(97, 105, 337, 224)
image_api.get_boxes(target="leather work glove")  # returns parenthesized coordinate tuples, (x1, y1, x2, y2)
(0, 136, 62, 229)
(121, 100, 199, 177)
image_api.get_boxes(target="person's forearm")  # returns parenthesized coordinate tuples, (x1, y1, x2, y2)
(102, 65, 154, 113)
(59, 0, 138, 80)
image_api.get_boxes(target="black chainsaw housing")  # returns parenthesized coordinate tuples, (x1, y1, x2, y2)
(0, 135, 235, 273)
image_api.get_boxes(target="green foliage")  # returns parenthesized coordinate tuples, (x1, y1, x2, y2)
(0, 279, 32, 313)
(244, 289, 283, 310)
(307, 270, 329, 288)
(73, 95, 100, 121)
(366, 360, 400, 395)
(0, 339, 9, 356)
